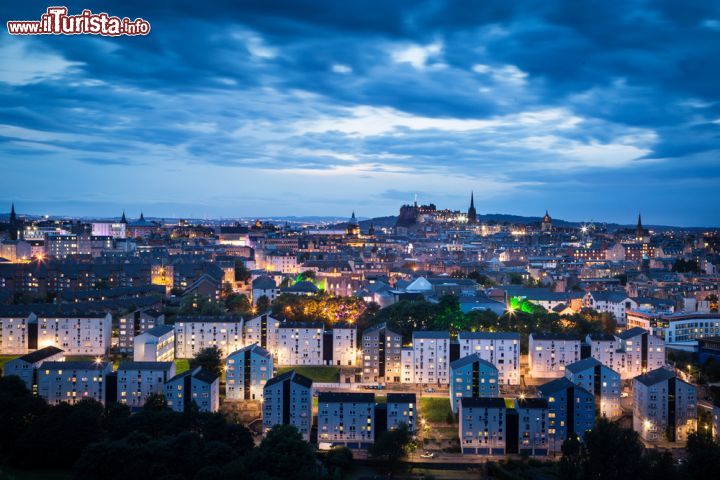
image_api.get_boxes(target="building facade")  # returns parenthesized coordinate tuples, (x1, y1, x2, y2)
(164, 367, 219, 413)
(262, 370, 313, 441)
(37, 360, 113, 405)
(633, 368, 697, 445)
(565, 357, 621, 419)
(318, 392, 375, 449)
(116, 361, 176, 408)
(450, 353, 499, 413)
(225, 344, 273, 401)
(362, 323, 402, 384)
(457, 332, 520, 385)
(529, 333, 581, 378)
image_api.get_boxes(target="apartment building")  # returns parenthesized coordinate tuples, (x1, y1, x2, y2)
(226, 343, 273, 401)
(134, 325, 175, 362)
(450, 353, 499, 413)
(537, 378, 595, 452)
(37, 360, 113, 405)
(457, 332, 520, 385)
(174, 316, 244, 358)
(565, 357, 621, 419)
(164, 367, 219, 413)
(409, 331, 450, 385)
(2, 346, 65, 392)
(528, 333, 581, 378)
(318, 392, 375, 449)
(362, 323, 402, 384)
(633, 367, 697, 445)
(386, 393, 416, 432)
(118, 309, 164, 353)
(263, 370, 313, 441)
(116, 361, 176, 408)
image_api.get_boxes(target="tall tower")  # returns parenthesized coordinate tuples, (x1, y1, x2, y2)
(467, 191, 477, 225)
(8, 203, 18, 240)
(120, 211, 127, 224)
(542, 210, 553, 232)
(636, 213, 644, 240)
(346, 211, 360, 237)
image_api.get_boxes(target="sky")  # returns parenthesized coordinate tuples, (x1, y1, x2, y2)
(1, 1, 719, 226)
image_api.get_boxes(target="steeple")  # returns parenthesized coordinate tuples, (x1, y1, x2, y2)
(636, 212, 644, 239)
(9, 203, 16, 224)
(467, 191, 477, 224)
(140, 212, 145, 221)
(120, 210, 127, 224)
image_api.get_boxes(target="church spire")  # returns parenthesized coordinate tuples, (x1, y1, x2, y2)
(9, 203, 16, 224)
(636, 212, 644, 238)
(121, 210, 127, 223)
(140, 212, 145, 221)
(467, 191, 477, 224)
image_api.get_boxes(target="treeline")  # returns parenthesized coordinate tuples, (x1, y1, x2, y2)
(557, 418, 720, 480)
(0, 376, 350, 480)
(170, 290, 616, 345)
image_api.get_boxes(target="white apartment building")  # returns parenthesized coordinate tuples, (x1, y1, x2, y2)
(627, 310, 720, 347)
(387, 393, 416, 432)
(565, 357, 621, 419)
(37, 360, 113, 405)
(116, 361, 176, 408)
(633, 368, 697, 445)
(133, 325, 175, 362)
(164, 367, 219, 413)
(409, 331, 450, 385)
(174, 316, 244, 358)
(3, 346, 65, 392)
(275, 323, 324, 365)
(0, 314, 36, 354)
(318, 392, 375, 449)
(615, 327, 665, 378)
(36, 313, 112, 356)
(226, 344, 273, 401)
(243, 313, 279, 351)
(263, 370, 313, 441)
(324, 325, 357, 366)
(583, 291, 637, 325)
(528, 333, 581, 378)
(401, 347, 414, 383)
(457, 332, 520, 385)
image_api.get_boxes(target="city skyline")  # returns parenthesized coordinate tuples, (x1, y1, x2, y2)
(1, 1, 719, 225)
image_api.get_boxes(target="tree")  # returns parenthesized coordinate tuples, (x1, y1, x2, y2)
(255, 295, 271, 313)
(324, 446, 353, 478)
(581, 418, 645, 480)
(190, 347, 223, 379)
(226, 293, 251, 316)
(241, 425, 317, 480)
(143, 393, 169, 412)
(298, 270, 316, 281)
(369, 423, 415, 462)
(234, 261, 251, 283)
(684, 431, 720, 479)
(180, 293, 223, 315)
(558, 435, 585, 480)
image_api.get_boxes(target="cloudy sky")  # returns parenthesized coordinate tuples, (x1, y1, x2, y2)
(1, 1, 719, 225)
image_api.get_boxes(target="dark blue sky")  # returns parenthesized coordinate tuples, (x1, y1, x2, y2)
(1, 1, 719, 225)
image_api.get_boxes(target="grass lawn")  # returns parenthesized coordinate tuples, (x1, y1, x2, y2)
(420, 397, 452, 423)
(276, 365, 340, 383)
(0, 355, 20, 373)
(174, 358, 191, 374)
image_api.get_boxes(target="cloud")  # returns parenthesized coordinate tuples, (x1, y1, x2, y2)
(0, 40, 82, 85)
(390, 41, 443, 69)
(0, 0, 718, 225)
